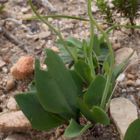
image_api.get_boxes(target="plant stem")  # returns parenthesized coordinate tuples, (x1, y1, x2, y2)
(106, 23, 140, 34)
(87, 0, 114, 109)
(28, 0, 77, 62)
(87, 0, 95, 78)
(98, 26, 114, 109)
(26, 15, 89, 21)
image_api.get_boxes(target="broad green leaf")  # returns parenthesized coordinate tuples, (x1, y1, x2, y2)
(35, 60, 74, 118)
(124, 119, 140, 140)
(46, 49, 81, 109)
(74, 60, 92, 84)
(78, 98, 97, 122)
(64, 119, 92, 138)
(78, 99, 109, 125)
(70, 70, 83, 95)
(84, 75, 106, 108)
(91, 106, 110, 125)
(35, 49, 81, 119)
(15, 93, 64, 131)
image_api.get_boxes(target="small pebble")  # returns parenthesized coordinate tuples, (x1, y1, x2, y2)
(2, 67, 8, 74)
(21, 7, 29, 13)
(127, 73, 135, 80)
(127, 87, 135, 93)
(51, 47, 60, 53)
(119, 82, 126, 89)
(7, 97, 18, 111)
(0, 90, 3, 95)
(117, 73, 125, 82)
(41, 64, 47, 70)
(135, 79, 140, 87)
(4, 134, 29, 140)
(136, 87, 140, 91)
(0, 59, 6, 69)
(122, 89, 127, 93)
(126, 80, 135, 86)
(137, 92, 140, 98)
(6, 78, 16, 91)
(112, 42, 121, 51)
(127, 95, 136, 106)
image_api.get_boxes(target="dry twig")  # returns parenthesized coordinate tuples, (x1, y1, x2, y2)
(0, 26, 30, 53)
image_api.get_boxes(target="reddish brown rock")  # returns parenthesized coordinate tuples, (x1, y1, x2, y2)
(10, 56, 34, 80)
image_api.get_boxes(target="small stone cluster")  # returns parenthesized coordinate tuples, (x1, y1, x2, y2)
(110, 47, 140, 140)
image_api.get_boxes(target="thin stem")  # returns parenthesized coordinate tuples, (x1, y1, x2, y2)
(88, 0, 94, 53)
(87, 0, 114, 109)
(28, 0, 77, 62)
(106, 24, 140, 34)
(98, 28, 114, 109)
(87, 0, 95, 78)
(26, 15, 89, 21)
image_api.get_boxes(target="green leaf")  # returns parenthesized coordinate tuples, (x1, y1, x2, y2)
(64, 119, 92, 138)
(98, 42, 109, 61)
(56, 37, 83, 64)
(91, 106, 110, 125)
(124, 119, 140, 140)
(74, 60, 92, 84)
(105, 83, 113, 103)
(103, 59, 110, 75)
(93, 35, 100, 56)
(35, 49, 81, 119)
(15, 93, 64, 131)
(82, 39, 89, 59)
(66, 37, 82, 49)
(69, 70, 83, 95)
(46, 49, 81, 108)
(56, 40, 74, 64)
(78, 98, 96, 122)
(84, 75, 106, 108)
(77, 99, 109, 125)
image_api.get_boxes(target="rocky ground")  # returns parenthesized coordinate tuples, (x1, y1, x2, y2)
(0, 0, 140, 140)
